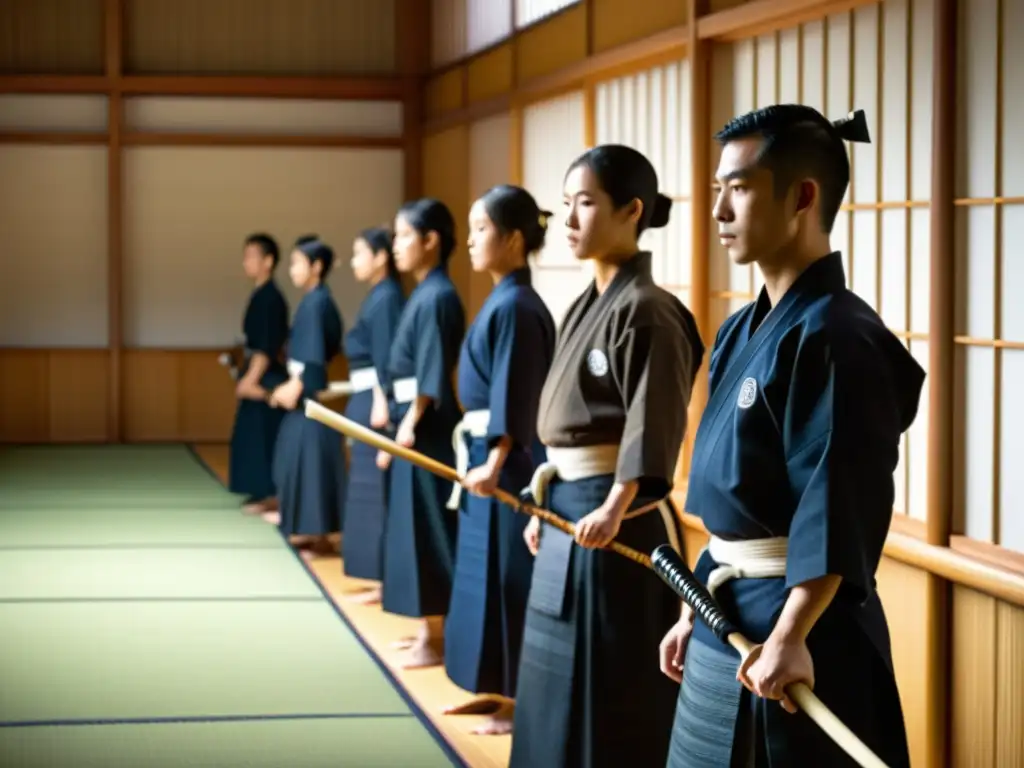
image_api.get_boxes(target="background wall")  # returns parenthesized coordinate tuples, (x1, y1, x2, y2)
(421, 1, 1024, 767)
(0, 0, 419, 444)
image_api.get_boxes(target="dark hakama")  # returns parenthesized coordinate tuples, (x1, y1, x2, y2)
(669, 252, 923, 767)
(509, 252, 705, 768)
(340, 278, 404, 580)
(273, 284, 348, 538)
(228, 279, 289, 501)
(444, 269, 556, 697)
(381, 267, 465, 618)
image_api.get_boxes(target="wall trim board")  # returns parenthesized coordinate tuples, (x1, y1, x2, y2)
(0, 75, 413, 101)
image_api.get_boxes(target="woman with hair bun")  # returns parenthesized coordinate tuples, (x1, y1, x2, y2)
(379, 198, 466, 669)
(440, 184, 557, 735)
(339, 227, 405, 603)
(508, 146, 705, 768)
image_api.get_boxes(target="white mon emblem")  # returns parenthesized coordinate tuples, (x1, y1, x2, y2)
(737, 377, 758, 409)
(587, 349, 609, 377)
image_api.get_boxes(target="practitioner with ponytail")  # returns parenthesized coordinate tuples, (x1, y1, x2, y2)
(509, 145, 705, 768)
(379, 198, 466, 669)
(441, 185, 556, 735)
(340, 227, 405, 603)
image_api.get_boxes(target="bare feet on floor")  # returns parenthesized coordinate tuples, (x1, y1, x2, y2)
(243, 498, 278, 515)
(442, 697, 514, 735)
(261, 511, 281, 525)
(345, 586, 382, 605)
(399, 638, 443, 669)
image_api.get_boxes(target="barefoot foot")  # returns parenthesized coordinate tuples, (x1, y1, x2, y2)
(345, 587, 383, 605)
(442, 697, 503, 716)
(471, 707, 514, 736)
(399, 639, 443, 670)
(261, 511, 281, 525)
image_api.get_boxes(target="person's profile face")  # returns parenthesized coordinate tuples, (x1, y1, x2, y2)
(712, 137, 792, 266)
(288, 249, 312, 288)
(392, 214, 426, 274)
(350, 237, 375, 282)
(466, 199, 504, 273)
(562, 164, 627, 261)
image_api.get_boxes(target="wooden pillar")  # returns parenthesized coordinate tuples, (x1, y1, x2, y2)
(105, 0, 123, 442)
(683, 0, 711, 478)
(925, 0, 957, 764)
(397, 0, 428, 202)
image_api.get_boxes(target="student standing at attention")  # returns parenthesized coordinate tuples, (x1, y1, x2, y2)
(377, 198, 466, 669)
(228, 233, 289, 516)
(266, 235, 347, 562)
(660, 105, 919, 768)
(341, 227, 405, 604)
(441, 185, 556, 735)
(508, 145, 705, 768)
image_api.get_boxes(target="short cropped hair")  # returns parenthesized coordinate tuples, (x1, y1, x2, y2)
(714, 105, 870, 232)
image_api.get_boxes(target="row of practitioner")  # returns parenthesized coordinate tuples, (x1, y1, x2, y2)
(225, 101, 922, 768)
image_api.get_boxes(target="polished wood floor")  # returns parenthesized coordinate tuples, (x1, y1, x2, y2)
(192, 444, 510, 768)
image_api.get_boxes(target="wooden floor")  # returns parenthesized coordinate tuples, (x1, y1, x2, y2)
(192, 444, 510, 768)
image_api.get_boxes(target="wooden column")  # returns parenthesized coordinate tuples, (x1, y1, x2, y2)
(105, 0, 123, 442)
(683, 0, 711, 476)
(397, 0, 429, 201)
(925, 0, 957, 764)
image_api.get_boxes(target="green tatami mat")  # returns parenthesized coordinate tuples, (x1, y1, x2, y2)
(0, 507, 280, 548)
(0, 602, 411, 723)
(0, 489, 242, 510)
(0, 717, 455, 768)
(0, 548, 319, 600)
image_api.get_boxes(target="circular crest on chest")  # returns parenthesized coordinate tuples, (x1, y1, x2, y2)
(737, 377, 758, 409)
(586, 349, 610, 378)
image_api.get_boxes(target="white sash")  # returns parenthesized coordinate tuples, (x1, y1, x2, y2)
(327, 366, 378, 396)
(703, 535, 788, 599)
(393, 377, 418, 404)
(287, 359, 305, 378)
(445, 409, 492, 510)
(527, 444, 681, 555)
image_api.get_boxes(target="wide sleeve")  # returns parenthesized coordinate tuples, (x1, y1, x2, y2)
(414, 291, 462, 402)
(782, 328, 909, 603)
(370, 289, 402, 385)
(295, 300, 328, 397)
(611, 303, 702, 492)
(486, 301, 550, 448)
(246, 290, 285, 357)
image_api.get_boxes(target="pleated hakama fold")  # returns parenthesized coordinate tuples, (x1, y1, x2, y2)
(380, 406, 458, 618)
(509, 473, 683, 768)
(340, 388, 389, 580)
(228, 398, 285, 501)
(272, 406, 347, 537)
(443, 437, 533, 697)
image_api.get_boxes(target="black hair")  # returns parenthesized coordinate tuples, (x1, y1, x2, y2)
(397, 198, 456, 264)
(294, 233, 335, 278)
(245, 232, 280, 268)
(479, 184, 552, 255)
(565, 144, 672, 237)
(358, 226, 397, 277)
(714, 105, 871, 232)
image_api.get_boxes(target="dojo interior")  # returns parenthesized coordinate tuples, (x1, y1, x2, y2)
(0, 0, 1021, 765)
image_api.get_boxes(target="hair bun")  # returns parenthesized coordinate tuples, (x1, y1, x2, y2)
(649, 194, 672, 229)
(538, 209, 553, 230)
(833, 109, 871, 144)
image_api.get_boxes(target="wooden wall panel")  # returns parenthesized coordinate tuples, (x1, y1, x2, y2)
(515, 3, 588, 84)
(422, 126, 472, 313)
(0, 349, 109, 444)
(47, 350, 110, 442)
(122, 350, 180, 442)
(426, 70, 468, 119)
(875, 557, 932, 768)
(0, 0, 105, 74)
(123, 0, 396, 76)
(591, 0, 688, 53)
(952, 585, 1024, 767)
(466, 45, 515, 103)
